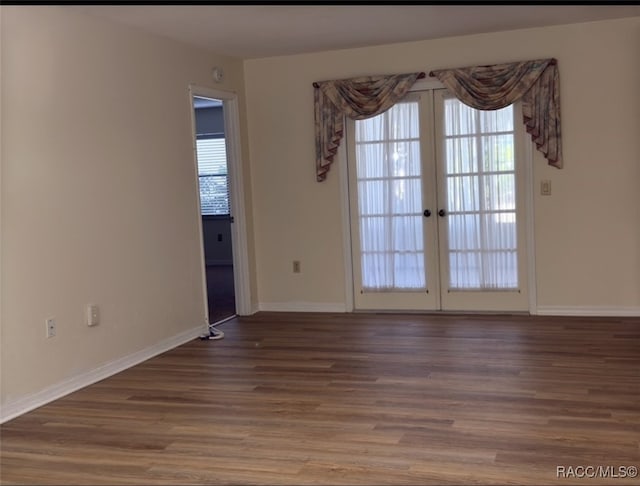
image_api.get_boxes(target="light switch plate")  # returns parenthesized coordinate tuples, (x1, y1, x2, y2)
(87, 304, 99, 327)
(541, 180, 552, 196)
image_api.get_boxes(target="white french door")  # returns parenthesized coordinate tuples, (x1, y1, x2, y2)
(347, 88, 529, 312)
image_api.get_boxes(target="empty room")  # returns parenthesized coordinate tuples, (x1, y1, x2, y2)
(1, 5, 639, 485)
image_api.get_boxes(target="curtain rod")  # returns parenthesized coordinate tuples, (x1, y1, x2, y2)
(313, 71, 426, 89)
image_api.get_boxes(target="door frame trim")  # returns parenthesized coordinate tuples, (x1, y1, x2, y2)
(188, 85, 252, 323)
(524, 137, 538, 315)
(339, 79, 537, 314)
(338, 141, 355, 312)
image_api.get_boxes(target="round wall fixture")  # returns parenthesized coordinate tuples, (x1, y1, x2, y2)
(212, 66, 224, 83)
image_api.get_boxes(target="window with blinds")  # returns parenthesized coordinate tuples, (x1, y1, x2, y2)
(196, 138, 229, 216)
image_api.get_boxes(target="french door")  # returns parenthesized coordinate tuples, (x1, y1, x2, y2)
(347, 88, 529, 312)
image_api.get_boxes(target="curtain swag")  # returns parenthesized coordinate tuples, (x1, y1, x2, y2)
(314, 72, 423, 182)
(429, 58, 562, 168)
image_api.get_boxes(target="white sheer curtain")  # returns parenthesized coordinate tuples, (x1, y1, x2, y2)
(443, 97, 518, 289)
(355, 99, 426, 290)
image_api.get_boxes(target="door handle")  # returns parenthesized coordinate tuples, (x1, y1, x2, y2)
(438, 209, 446, 217)
(423, 209, 431, 218)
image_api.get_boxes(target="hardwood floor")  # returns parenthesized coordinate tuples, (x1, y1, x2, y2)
(205, 264, 236, 324)
(1, 312, 639, 485)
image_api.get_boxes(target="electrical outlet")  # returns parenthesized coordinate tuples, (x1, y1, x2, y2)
(293, 260, 301, 273)
(541, 180, 552, 196)
(46, 318, 56, 338)
(87, 304, 99, 327)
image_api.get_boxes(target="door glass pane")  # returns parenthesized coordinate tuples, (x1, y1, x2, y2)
(445, 137, 477, 174)
(444, 99, 476, 136)
(442, 98, 518, 290)
(356, 115, 384, 142)
(482, 134, 515, 172)
(361, 253, 391, 289)
(392, 216, 424, 252)
(479, 107, 514, 133)
(447, 175, 480, 212)
(483, 173, 516, 212)
(447, 214, 480, 251)
(358, 180, 387, 215)
(393, 253, 426, 289)
(356, 143, 386, 178)
(391, 178, 422, 214)
(388, 102, 420, 138)
(392, 141, 422, 176)
(482, 214, 517, 251)
(355, 100, 426, 291)
(360, 216, 387, 252)
(449, 252, 481, 289)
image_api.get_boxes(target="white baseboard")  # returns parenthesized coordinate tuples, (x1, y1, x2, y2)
(255, 303, 639, 317)
(248, 304, 260, 316)
(258, 302, 347, 313)
(536, 306, 640, 317)
(0, 324, 205, 424)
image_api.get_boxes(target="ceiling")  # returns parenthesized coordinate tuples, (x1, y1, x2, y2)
(73, 5, 640, 59)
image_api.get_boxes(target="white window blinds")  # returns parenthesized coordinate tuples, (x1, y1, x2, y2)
(196, 138, 229, 216)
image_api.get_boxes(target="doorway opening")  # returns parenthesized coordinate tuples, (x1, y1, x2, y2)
(193, 95, 236, 323)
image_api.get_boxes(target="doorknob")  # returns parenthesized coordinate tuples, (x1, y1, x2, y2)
(423, 209, 431, 218)
(438, 209, 446, 217)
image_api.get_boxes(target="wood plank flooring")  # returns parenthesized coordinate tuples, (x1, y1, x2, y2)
(205, 264, 235, 324)
(1, 312, 639, 485)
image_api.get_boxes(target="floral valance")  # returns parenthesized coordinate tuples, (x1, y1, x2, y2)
(314, 72, 423, 181)
(430, 58, 562, 168)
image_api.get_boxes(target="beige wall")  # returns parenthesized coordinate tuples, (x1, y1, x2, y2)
(2, 8, 638, 417)
(0, 6, 255, 409)
(244, 17, 640, 311)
